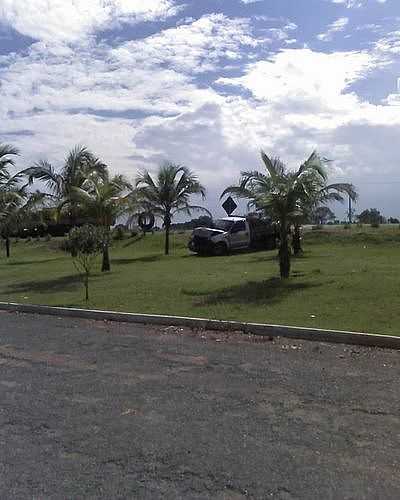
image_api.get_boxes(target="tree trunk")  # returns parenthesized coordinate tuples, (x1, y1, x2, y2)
(164, 225, 170, 255)
(85, 273, 89, 301)
(164, 213, 171, 256)
(292, 224, 302, 256)
(102, 244, 110, 272)
(101, 227, 111, 272)
(5, 237, 10, 258)
(279, 225, 291, 279)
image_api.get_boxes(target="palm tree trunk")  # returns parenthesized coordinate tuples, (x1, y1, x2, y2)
(292, 224, 302, 256)
(164, 213, 171, 256)
(101, 227, 111, 272)
(5, 237, 10, 258)
(165, 224, 170, 255)
(102, 244, 110, 272)
(279, 224, 291, 279)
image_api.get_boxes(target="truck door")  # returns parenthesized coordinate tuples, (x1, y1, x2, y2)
(229, 220, 249, 249)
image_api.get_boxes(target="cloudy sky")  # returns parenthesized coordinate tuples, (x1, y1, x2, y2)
(0, 0, 399, 218)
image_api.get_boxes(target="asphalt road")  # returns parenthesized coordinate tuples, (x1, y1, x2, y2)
(1, 311, 399, 499)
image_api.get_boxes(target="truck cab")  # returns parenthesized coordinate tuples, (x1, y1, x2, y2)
(188, 216, 276, 256)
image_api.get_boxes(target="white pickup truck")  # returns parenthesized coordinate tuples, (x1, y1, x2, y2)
(188, 216, 277, 256)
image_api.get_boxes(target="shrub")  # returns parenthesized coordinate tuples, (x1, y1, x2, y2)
(371, 222, 380, 228)
(68, 225, 104, 301)
(312, 224, 323, 231)
(343, 224, 351, 230)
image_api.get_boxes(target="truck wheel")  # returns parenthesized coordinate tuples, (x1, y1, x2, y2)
(214, 242, 227, 256)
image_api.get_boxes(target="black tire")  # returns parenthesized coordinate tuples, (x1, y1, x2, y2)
(214, 242, 228, 256)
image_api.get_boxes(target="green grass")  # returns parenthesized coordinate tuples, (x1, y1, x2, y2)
(1, 225, 400, 335)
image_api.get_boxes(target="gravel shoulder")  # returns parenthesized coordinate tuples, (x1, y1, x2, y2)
(1, 311, 399, 499)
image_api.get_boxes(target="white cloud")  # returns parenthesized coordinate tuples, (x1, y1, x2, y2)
(0, 13, 262, 123)
(330, 0, 386, 8)
(317, 17, 349, 42)
(217, 49, 375, 106)
(0, 0, 180, 42)
(111, 14, 262, 74)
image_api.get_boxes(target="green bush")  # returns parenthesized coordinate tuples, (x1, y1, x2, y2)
(343, 224, 351, 230)
(68, 225, 104, 301)
(371, 222, 380, 229)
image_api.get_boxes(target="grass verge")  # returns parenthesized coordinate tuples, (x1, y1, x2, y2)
(0, 226, 399, 336)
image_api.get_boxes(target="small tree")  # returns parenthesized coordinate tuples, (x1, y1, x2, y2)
(68, 225, 103, 301)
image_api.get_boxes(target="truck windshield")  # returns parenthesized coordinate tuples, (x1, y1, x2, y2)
(214, 219, 235, 232)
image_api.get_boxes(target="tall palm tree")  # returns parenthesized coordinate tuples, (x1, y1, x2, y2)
(0, 189, 46, 257)
(0, 143, 22, 257)
(71, 173, 132, 271)
(22, 145, 108, 224)
(0, 143, 20, 190)
(222, 151, 334, 279)
(135, 163, 209, 255)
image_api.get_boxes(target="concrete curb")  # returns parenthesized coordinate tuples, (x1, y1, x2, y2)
(0, 301, 399, 350)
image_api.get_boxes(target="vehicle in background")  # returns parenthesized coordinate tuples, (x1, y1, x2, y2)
(188, 216, 277, 256)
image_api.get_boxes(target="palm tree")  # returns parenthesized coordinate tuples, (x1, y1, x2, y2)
(0, 189, 46, 257)
(22, 145, 108, 224)
(71, 173, 132, 271)
(292, 180, 358, 255)
(0, 143, 20, 189)
(0, 143, 22, 257)
(135, 163, 209, 255)
(222, 151, 334, 279)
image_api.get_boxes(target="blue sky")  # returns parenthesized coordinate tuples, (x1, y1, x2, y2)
(0, 0, 399, 218)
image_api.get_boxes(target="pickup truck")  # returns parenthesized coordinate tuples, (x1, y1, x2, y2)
(188, 216, 277, 256)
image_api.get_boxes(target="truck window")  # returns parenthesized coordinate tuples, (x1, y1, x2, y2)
(214, 219, 235, 232)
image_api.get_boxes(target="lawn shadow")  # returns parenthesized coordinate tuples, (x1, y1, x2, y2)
(245, 254, 277, 264)
(182, 277, 321, 307)
(122, 234, 145, 248)
(5, 274, 82, 294)
(5, 257, 62, 267)
(112, 255, 162, 265)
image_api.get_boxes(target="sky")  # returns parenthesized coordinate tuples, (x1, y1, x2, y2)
(0, 0, 399, 219)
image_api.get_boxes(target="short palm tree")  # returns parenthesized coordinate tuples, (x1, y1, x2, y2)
(222, 151, 336, 278)
(71, 173, 132, 271)
(22, 145, 108, 223)
(135, 163, 208, 255)
(292, 179, 358, 255)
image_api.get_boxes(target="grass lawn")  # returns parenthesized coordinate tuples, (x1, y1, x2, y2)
(1, 225, 400, 335)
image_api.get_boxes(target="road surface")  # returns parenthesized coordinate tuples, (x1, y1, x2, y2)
(1, 311, 399, 499)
